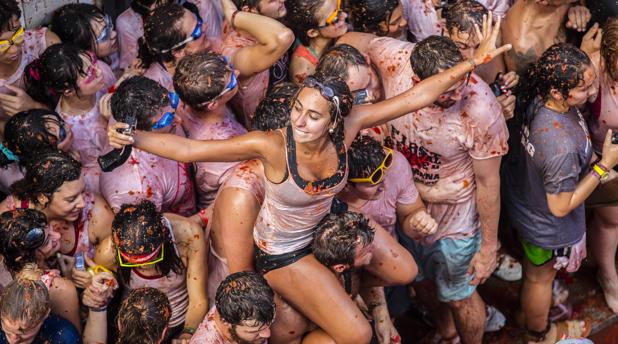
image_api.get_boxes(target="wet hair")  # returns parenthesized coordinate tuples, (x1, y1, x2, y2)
(51, 3, 105, 53)
(116, 287, 172, 344)
(130, 0, 173, 17)
(138, 3, 193, 69)
(348, 135, 385, 179)
(0, 0, 21, 33)
(519, 43, 591, 121)
(11, 150, 82, 206)
(112, 201, 185, 285)
(410, 35, 463, 80)
(252, 82, 299, 131)
(5, 109, 66, 167)
(24, 44, 94, 108)
(173, 51, 228, 111)
(285, 0, 326, 46)
(297, 75, 353, 144)
(443, 0, 487, 35)
(111, 76, 169, 130)
(1, 269, 50, 325)
(348, 0, 398, 36)
(233, 0, 260, 8)
(602, 16, 618, 81)
(316, 44, 368, 82)
(0, 209, 49, 274)
(216, 271, 275, 326)
(313, 211, 375, 267)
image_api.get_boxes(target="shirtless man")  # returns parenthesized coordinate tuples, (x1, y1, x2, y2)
(502, 0, 591, 74)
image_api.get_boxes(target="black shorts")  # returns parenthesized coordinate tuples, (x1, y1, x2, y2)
(254, 244, 312, 274)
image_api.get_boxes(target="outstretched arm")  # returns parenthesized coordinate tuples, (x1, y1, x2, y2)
(346, 13, 511, 141)
(108, 126, 272, 163)
(222, 0, 294, 78)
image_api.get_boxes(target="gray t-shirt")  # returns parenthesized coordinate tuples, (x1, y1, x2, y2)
(503, 98, 592, 249)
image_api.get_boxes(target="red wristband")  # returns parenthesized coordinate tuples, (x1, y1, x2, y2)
(107, 84, 117, 94)
(199, 208, 208, 227)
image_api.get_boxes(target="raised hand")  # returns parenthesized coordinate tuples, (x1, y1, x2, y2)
(472, 12, 512, 66)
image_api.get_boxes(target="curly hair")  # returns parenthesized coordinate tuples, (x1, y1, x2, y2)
(252, 82, 299, 131)
(0, 209, 49, 274)
(602, 16, 618, 81)
(116, 287, 172, 344)
(215, 271, 275, 326)
(313, 210, 375, 266)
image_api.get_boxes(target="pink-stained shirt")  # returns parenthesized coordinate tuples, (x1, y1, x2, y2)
(144, 63, 175, 92)
(190, 307, 236, 344)
(182, 107, 247, 209)
(222, 28, 270, 124)
(55, 94, 108, 194)
(116, 8, 143, 70)
(369, 37, 508, 244)
(100, 124, 196, 216)
(254, 129, 348, 255)
(127, 218, 188, 328)
(0, 28, 48, 121)
(400, 0, 512, 42)
(356, 151, 419, 236)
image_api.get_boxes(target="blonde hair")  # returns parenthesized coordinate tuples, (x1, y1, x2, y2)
(1, 264, 50, 324)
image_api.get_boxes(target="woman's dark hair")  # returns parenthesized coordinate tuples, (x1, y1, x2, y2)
(0, 0, 21, 32)
(11, 150, 82, 205)
(348, 135, 385, 179)
(410, 35, 463, 80)
(348, 0, 398, 36)
(5, 109, 65, 166)
(173, 51, 228, 111)
(602, 16, 618, 81)
(0, 209, 49, 274)
(253, 82, 299, 131)
(112, 201, 185, 285)
(313, 211, 375, 266)
(297, 75, 353, 144)
(51, 3, 105, 53)
(216, 271, 275, 327)
(519, 43, 591, 123)
(24, 44, 94, 108)
(112, 76, 169, 131)
(316, 44, 368, 81)
(138, 3, 190, 69)
(443, 0, 487, 35)
(285, 0, 326, 46)
(130, 0, 173, 17)
(116, 287, 172, 344)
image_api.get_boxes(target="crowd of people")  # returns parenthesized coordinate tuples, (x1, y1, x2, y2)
(0, 0, 616, 343)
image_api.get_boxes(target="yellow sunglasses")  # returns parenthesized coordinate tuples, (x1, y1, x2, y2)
(318, 0, 342, 28)
(349, 147, 393, 185)
(117, 244, 164, 268)
(0, 26, 25, 52)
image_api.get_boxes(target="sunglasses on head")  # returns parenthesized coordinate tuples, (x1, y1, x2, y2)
(95, 14, 114, 44)
(117, 243, 165, 267)
(303, 76, 342, 123)
(151, 92, 180, 129)
(318, 0, 343, 28)
(160, 14, 203, 53)
(349, 147, 394, 185)
(22, 227, 47, 250)
(0, 26, 25, 53)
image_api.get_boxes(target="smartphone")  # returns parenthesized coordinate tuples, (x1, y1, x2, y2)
(75, 252, 86, 271)
(490, 81, 504, 97)
(612, 131, 618, 145)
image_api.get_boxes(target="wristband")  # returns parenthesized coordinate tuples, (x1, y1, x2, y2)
(89, 306, 107, 312)
(107, 84, 117, 94)
(231, 10, 241, 30)
(596, 161, 610, 173)
(199, 208, 209, 228)
(182, 327, 196, 335)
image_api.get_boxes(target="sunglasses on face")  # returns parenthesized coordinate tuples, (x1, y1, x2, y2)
(151, 92, 180, 129)
(349, 147, 394, 185)
(23, 227, 47, 250)
(318, 0, 343, 28)
(161, 14, 203, 53)
(117, 243, 165, 267)
(95, 14, 114, 44)
(0, 26, 25, 53)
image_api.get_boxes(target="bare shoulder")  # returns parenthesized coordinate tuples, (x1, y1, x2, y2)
(88, 194, 114, 242)
(165, 213, 206, 251)
(44, 30, 61, 47)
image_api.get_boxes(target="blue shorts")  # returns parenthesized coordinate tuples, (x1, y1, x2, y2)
(399, 230, 481, 302)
